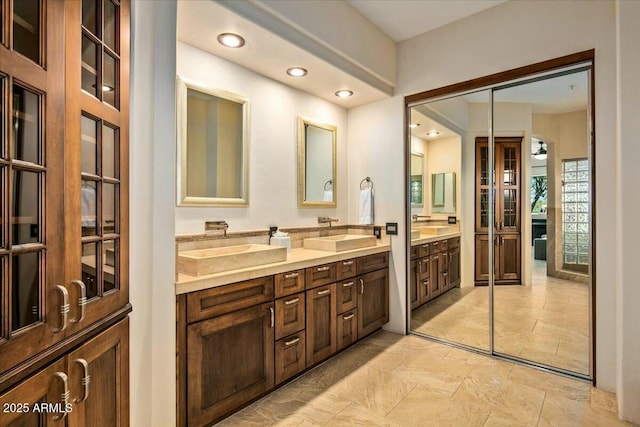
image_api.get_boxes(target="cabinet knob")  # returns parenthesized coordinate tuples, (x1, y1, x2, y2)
(53, 285, 70, 333)
(73, 358, 90, 403)
(70, 279, 87, 324)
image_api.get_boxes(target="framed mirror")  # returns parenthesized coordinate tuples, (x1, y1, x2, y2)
(410, 152, 424, 207)
(176, 76, 249, 206)
(298, 117, 336, 208)
(431, 172, 456, 212)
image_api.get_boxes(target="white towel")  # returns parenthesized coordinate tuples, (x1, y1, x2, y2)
(323, 190, 333, 202)
(359, 188, 374, 225)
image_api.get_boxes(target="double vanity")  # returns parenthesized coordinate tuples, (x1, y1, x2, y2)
(175, 229, 389, 426)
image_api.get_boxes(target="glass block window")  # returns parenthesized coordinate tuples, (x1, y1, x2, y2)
(562, 158, 590, 266)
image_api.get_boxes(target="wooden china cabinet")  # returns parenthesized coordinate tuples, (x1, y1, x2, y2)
(475, 137, 522, 284)
(0, 1, 130, 425)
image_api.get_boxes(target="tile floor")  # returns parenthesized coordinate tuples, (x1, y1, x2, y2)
(216, 332, 632, 426)
(411, 257, 590, 375)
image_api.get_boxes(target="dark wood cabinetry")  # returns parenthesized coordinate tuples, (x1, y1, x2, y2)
(186, 302, 275, 426)
(178, 251, 389, 426)
(475, 137, 522, 284)
(410, 236, 460, 310)
(1, 1, 131, 422)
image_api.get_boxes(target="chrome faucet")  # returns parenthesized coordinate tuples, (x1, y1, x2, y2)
(318, 216, 339, 227)
(412, 214, 430, 222)
(205, 220, 229, 236)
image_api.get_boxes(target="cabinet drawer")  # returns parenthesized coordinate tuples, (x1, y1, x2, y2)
(448, 236, 460, 249)
(357, 252, 389, 275)
(275, 293, 305, 340)
(431, 239, 448, 253)
(410, 245, 419, 260)
(337, 279, 357, 314)
(417, 257, 430, 280)
(187, 276, 274, 323)
(305, 262, 337, 289)
(336, 309, 358, 351)
(275, 331, 306, 385)
(417, 242, 430, 258)
(336, 258, 357, 280)
(275, 269, 305, 298)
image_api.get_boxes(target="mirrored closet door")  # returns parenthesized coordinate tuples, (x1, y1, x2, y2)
(406, 54, 593, 380)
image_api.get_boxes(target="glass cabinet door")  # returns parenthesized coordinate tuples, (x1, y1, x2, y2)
(0, 0, 67, 374)
(64, 0, 129, 333)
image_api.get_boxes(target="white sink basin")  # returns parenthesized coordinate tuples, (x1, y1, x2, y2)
(416, 226, 455, 235)
(303, 234, 377, 252)
(178, 244, 286, 276)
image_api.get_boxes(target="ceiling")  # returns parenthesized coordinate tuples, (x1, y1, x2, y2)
(347, 0, 506, 42)
(177, 1, 510, 109)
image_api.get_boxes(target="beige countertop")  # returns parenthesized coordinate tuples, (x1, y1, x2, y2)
(410, 232, 461, 246)
(175, 241, 391, 295)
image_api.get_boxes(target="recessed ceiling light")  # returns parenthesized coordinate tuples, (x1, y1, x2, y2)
(409, 123, 420, 128)
(335, 90, 353, 98)
(287, 67, 308, 77)
(217, 33, 245, 48)
(426, 130, 440, 137)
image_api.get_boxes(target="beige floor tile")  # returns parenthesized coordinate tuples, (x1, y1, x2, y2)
(538, 394, 632, 427)
(386, 386, 491, 427)
(589, 387, 618, 413)
(323, 403, 401, 426)
(508, 364, 590, 402)
(483, 412, 537, 426)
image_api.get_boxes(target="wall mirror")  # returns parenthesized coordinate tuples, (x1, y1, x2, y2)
(176, 76, 249, 206)
(431, 172, 456, 213)
(298, 117, 336, 208)
(410, 152, 424, 207)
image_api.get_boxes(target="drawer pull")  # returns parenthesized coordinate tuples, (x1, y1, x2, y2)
(443, 272, 448, 276)
(342, 260, 354, 266)
(284, 272, 299, 279)
(422, 280, 429, 286)
(73, 358, 90, 403)
(343, 314, 355, 320)
(342, 281, 354, 288)
(284, 337, 300, 346)
(422, 244, 429, 249)
(316, 266, 330, 272)
(418, 262, 422, 273)
(269, 307, 274, 328)
(317, 289, 331, 295)
(284, 297, 300, 305)
(433, 256, 438, 260)
(360, 279, 364, 294)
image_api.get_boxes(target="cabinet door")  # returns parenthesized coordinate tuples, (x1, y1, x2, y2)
(475, 141, 492, 233)
(187, 302, 274, 426)
(306, 284, 336, 366)
(305, 263, 336, 289)
(0, 359, 68, 426)
(409, 259, 420, 309)
(67, 318, 129, 427)
(275, 292, 305, 340)
(336, 259, 357, 280)
(64, 0, 131, 334)
(474, 234, 497, 283)
(438, 251, 449, 292)
(275, 331, 305, 385)
(0, 0, 67, 374)
(336, 309, 357, 351)
(357, 269, 389, 338)
(429, 254, 441, 296)
(274, 270, 304, 298)
(448, 246, 461, 288)
(497, 143, 521, 233)
(499, 234, 521, 281)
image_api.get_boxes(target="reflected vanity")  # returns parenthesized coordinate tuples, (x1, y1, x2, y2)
(176, 76, 250, 206)
(298, 117, 337, 208)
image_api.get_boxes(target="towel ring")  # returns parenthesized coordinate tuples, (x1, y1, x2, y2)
(324, 180, 333, 191)
(360, 177, 374, 190)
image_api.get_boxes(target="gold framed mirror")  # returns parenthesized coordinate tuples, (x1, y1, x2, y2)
(297, 117, 337, 208)
(176, 76, 250, 207)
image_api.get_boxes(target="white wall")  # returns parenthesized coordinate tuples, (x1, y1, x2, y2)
(425, 136, 461, 219)
(130, 1, 177, 426)
(616, 0, 640, 422)
(175, 42, 348, 234)
(351, 0, 618, 391)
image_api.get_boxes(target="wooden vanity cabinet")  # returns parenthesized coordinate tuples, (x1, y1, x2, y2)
(186, 302, 275, 426)
(410, 259, 420, 309)
(337, 278, 358, 314)
(448, 238, 461, 288)
(275, 270, 305, 297)
(336, 258, 357, 280)
(411, 235, 459, 310)
(337, 309, 358, 351)
(275, 292, 305, 340)
(357, 269, 389, 338)
(306, 284, 337, 366)
(275, 331, 306, 385)
(305, 263, 337, 288)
